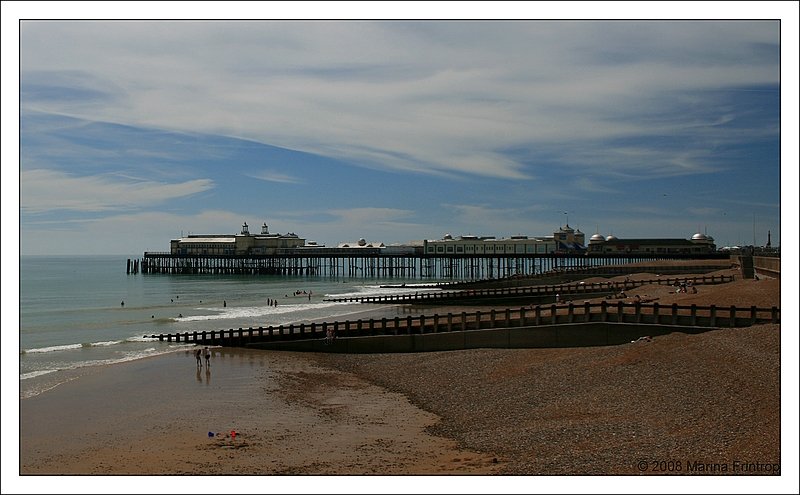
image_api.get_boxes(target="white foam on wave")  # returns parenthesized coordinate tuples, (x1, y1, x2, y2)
(20, 369, 58, 380)
(325, 284, 442, 299)
(176, 301, 352, 322)
(21, 334, 166, 354)
(23, 337, 139, 354)
(87, 340, 123, 347)
(21, 343, 82, 354)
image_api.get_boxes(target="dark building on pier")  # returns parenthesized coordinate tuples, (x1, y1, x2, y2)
(170, 222, 305, 256)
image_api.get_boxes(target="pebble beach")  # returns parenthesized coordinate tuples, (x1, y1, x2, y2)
(13, 263, 794, 493)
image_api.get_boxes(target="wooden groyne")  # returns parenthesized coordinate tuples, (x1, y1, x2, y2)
(148, 301, 779, 352)
(323, 275, 736, 305)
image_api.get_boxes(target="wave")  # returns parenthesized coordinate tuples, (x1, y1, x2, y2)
(20, 344, 196, 397)
(21, 336, 158, 354)
(21, 343, 83, 354)
(324, 284, 442, 299)
(85, 339, 123, 347)
(22, 344, 193, 373)
(176, 301, 352, 322)
(20, 369, 58, 380)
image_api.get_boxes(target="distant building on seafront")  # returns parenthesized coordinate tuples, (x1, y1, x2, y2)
(170, 222, 305, 255)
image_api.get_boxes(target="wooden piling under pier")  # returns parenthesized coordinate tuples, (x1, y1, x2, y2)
(126, 259, 139, 274)
(133, 252, 730, 279)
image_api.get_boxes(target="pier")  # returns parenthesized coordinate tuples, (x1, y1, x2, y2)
(129, 251, 730, 279)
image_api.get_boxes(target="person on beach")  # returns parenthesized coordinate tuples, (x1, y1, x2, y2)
(195, 348, 203, 368)
(204, 347, 211, 368)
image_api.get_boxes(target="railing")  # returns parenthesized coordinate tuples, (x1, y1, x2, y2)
(323, 275, 735, 304)
(149, 301, 779, 347)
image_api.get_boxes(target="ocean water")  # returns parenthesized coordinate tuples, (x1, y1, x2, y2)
(18, 255, 444, 399)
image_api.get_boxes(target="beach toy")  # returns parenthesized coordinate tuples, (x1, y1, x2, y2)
(231, 430, 236, 440)
(208, 431, 214, 437)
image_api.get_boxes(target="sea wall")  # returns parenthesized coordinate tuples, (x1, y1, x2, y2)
(731, 255, 780, 279)
(244, 323, 716, 353)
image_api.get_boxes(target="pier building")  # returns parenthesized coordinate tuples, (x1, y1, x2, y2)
(587, 231, 716, 255)
(423, 224, 586, 255)
(170, 222, 305, 256)
(338, 238, 386, 249)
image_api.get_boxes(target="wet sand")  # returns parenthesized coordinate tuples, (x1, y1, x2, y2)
(18, 347, 501, 490)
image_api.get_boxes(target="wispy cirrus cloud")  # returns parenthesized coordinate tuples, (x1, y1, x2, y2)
(19, 21, 779, 182)
(248, 169, 303, 184)
(21, 169, 214, 214)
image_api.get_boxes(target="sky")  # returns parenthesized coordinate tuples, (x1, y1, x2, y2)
(3, 4, 799, 494)
(5, 5, 797, 257)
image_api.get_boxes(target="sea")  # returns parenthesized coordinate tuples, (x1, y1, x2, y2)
(18, 255, 446, 399)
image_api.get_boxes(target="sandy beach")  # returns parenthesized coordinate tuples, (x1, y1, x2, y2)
(14, 265, 793, 492)
(20, 348, 499, 476)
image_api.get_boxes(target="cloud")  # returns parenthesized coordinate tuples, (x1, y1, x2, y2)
(13, 18, 786, 255)
(249, 170, 303, 184)
(19, 21, 779, 182)
(21, 169, 214, 213)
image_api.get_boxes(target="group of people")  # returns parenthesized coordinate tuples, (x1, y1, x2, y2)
(674, 281, 698, 294)
(291, 289, 313, 301)
(195, 346, 211, 368)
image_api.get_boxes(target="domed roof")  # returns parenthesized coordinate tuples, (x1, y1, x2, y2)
(590, 233, 605, 242)
(358, 238, 367, 246)
(691, 232, 708, 241)
(605, 234, 618, 241)
(443, 233, 453, 240)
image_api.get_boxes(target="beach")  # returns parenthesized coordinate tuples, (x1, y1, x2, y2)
(20, 348, 499, 476)
(15, 265, 791, 491)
